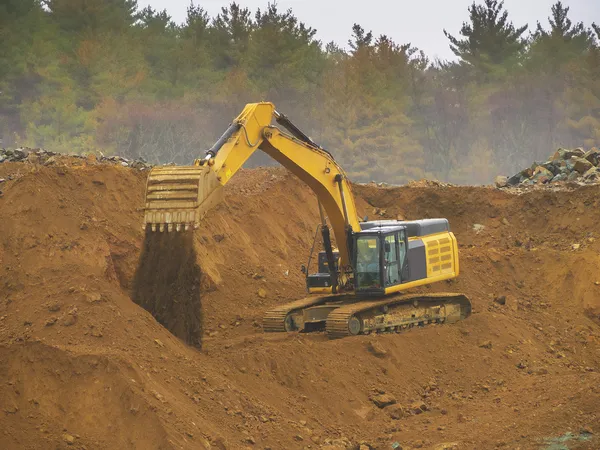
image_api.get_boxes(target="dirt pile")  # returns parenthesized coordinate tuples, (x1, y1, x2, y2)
(0, 157, 599, 450)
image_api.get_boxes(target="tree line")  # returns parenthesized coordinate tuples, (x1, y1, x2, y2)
(1, 0, 599, 184)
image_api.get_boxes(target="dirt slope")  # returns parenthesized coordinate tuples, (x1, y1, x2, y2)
(0, 160, 599, 450)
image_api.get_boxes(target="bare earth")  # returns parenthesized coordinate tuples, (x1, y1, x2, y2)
(0, 158, 598, 450)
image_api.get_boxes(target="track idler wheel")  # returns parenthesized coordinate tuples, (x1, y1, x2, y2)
(284, 313, 298, 332)
(347, 316, 362, 336)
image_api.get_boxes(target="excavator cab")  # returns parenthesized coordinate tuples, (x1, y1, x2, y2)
(353, 226, 407, 295)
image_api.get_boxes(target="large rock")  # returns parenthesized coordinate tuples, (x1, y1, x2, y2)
(494, 176, 508, 188)
(11, 148, 28, 161)
(506, 174, 522, 186)
(583, 167, 600, 181)
(541, 161, 559, 175)
(572, 157, 593, 174)
(520, 167, 533, 178)
(371, 393, 397, 409)
(584, 148, 600, 165)
(532, 166, 552, 183)
(551, 148, 579, 161)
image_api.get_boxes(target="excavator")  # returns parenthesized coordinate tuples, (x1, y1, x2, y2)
(142, 102, 471, 338)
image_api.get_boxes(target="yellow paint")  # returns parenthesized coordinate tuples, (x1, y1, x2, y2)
(309, 286, 334, 294)
(184, 102, 360, 268)
(384, 271, 457, 295)
(382, 230, 460, 294)
(420, 232, 458, 278)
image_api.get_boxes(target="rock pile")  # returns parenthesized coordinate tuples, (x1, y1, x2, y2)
(0, 147, 152, 170)
(497, 147, 600, 187)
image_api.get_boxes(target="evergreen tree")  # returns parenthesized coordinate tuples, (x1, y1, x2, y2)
(532, 1, 593, 61)
(592, 23, 600, 42)
(210, 2, 253, 70)
(444, 0, 528, 76)
(43, 0, 138, 35)
(0, 0, 49, 145)
(0, 0, 597, 183)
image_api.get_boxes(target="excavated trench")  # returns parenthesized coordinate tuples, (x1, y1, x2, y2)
(132, 231, 204, 348)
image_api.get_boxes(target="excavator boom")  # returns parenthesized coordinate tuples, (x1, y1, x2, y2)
(144, 102, 360, 270)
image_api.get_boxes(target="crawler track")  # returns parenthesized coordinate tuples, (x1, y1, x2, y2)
(263, 292, 471, 338)
(263, 296, 333, 332)
(325, 293, 471, 338)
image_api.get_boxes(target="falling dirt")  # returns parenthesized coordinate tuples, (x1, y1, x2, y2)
(132, 231, 203, 348)
(0, 159, 599, 450)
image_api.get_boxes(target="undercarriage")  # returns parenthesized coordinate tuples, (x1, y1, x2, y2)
(263, 293, 472, 339)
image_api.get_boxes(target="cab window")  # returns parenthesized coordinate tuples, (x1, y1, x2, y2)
(384, 234, 400, 286)
(356, 236, 380, 289)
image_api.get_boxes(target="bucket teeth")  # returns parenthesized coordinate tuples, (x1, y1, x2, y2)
(151, 224, 157, 232)
(143, 166, 222, 232)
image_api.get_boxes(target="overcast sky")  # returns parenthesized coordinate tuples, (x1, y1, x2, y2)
(137, 0, 600, 60)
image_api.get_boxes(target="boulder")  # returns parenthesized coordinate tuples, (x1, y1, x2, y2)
(520, 168, 533, 178)
(583, 167, 600, 181)
(12, 148, 27, 161)
(506, 174, 522, 186)
(584, 147, 600, 165)
(532, 166, 552, 183)
(541, 161, 559, 175)
(572, 157, 593, 174)
(567, 171, 580, 181)
(494, 175, 508, 188)
(551, 148, 579, 161)
(551, 173, 567, 182)
(371, 393, 397, 409)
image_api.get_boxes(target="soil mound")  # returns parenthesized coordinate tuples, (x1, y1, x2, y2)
(0, 159, 599, 449)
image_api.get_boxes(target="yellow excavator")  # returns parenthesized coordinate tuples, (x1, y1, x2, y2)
(143, 102, 471, 338)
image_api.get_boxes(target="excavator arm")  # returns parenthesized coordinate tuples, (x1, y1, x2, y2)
(144, 102, 361, 282)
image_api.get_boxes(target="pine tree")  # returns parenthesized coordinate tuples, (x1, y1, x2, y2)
(532, 1, 593, 59)
(444, 0, 528, 76)
(210, 2, 253, 70)
(43, 0, 138, 35)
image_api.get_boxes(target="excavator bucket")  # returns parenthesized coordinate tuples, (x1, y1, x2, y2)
(143, 166, 222, 232)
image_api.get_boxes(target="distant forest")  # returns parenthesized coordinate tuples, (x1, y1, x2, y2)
(1, 0, 599, 183)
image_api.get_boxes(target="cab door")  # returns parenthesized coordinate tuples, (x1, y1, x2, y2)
(383, 233, 401, 287)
